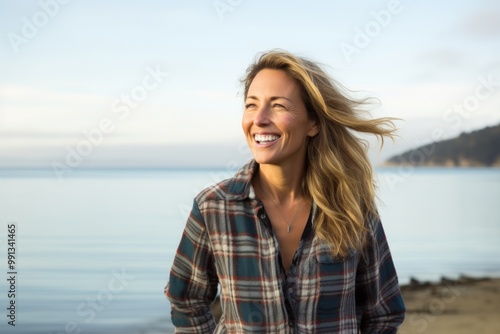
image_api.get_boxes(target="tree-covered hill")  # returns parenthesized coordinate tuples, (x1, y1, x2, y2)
(385, 123, 500, 167)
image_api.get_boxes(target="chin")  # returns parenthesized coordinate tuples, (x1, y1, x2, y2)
(252, 155, 280, 166)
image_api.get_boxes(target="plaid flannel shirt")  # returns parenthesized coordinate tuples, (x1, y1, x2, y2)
(166, 160, 405, 333)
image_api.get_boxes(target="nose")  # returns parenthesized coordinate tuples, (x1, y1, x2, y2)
(253, 105, 271, 127)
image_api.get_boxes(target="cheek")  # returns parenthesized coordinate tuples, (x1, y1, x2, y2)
(278, 117, 299, 134)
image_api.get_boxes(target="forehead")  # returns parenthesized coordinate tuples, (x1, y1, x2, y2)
(247, 69, 301, 98)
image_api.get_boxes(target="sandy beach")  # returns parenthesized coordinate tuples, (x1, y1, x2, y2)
(399, 275, 500, 334)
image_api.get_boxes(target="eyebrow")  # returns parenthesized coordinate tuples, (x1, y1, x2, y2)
(246, 95, 293, 103)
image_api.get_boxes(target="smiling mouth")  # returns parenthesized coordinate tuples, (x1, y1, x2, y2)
(254, 134, 280, 144)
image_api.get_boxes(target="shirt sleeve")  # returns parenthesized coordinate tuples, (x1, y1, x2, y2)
(355, 215, 406, 333)
(165, 198, 219, 333)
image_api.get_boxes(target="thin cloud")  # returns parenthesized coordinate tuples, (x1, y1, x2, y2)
(460, 9, 500, 36)
(0, 84, 109, 104)
(414, 49, 469, 69)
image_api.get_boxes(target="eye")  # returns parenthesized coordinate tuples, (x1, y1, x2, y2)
(245, 103, 256, 109)
(272, 103, 286, 109)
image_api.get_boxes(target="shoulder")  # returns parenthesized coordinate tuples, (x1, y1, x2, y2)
(366, 213, 382, 234)
(194, 160, 257, 205)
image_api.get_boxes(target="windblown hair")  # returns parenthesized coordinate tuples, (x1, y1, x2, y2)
(242, 50, 397, 258)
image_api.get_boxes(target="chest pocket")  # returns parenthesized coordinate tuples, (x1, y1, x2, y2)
(315, 245, 351, 276)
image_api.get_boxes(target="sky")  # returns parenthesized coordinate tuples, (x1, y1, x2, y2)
(1, 0, 499, 169)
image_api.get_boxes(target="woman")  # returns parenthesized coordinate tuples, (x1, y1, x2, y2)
(165, 50, 405, 333)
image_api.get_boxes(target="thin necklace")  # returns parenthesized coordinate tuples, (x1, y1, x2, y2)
(259, 177, 303, 233)
(270, 197, 302, 233)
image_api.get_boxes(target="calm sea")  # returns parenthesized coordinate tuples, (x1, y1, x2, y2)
(0, 167, 499, 333)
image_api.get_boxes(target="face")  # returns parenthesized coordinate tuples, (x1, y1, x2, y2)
(242, 69, 318, 167)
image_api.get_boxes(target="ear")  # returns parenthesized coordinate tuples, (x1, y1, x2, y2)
(307, 119, 319, 138)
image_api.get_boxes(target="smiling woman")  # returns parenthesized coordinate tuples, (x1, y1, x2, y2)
(165, 50, 405, 333)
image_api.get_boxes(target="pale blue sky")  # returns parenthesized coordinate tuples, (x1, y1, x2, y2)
(1, 0, 499, 168)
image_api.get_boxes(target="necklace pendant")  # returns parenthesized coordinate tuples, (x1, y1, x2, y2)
(287, 225, 291, 233)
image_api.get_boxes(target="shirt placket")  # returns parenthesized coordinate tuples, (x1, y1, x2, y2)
(256, 201, 298, 332)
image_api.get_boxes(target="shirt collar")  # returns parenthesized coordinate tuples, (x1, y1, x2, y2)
(225, 159, 259, 201)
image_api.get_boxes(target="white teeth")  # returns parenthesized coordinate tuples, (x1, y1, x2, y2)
(255, 134, 280, 142)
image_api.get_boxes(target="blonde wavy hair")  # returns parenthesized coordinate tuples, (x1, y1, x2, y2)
(243, 50, 397, 258)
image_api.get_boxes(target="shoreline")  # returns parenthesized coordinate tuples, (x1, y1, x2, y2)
(399, 275, 500, 333)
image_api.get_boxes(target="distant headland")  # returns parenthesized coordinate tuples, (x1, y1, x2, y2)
(384, 123, 500, 167)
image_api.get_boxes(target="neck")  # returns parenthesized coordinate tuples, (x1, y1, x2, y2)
(256, 160, 307, 204)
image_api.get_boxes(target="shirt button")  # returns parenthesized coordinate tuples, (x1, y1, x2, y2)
(288, 287, 293, 293)
(260, 213, 266, 219)
(288, 320, 294, 327)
